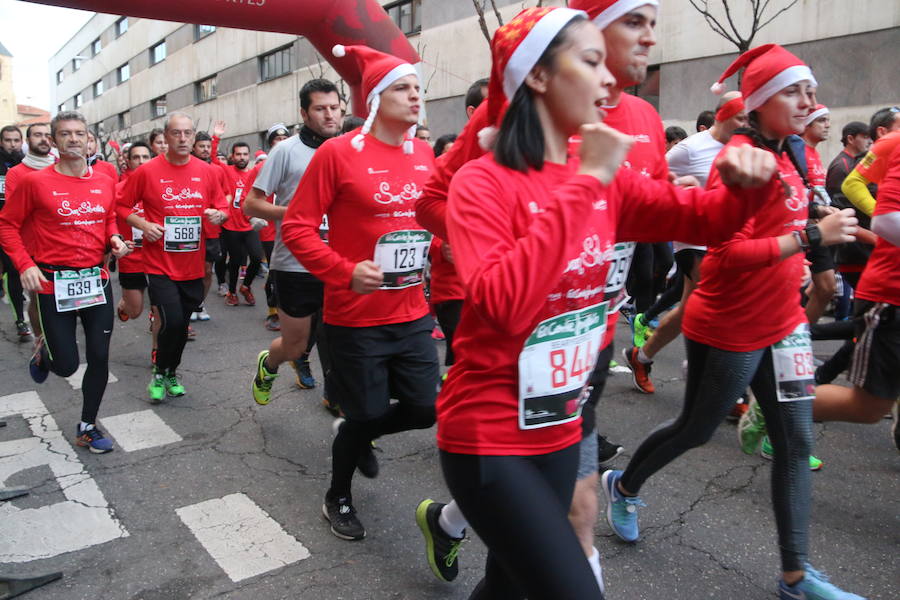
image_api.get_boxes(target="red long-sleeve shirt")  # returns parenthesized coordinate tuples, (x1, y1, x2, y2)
(114, 178, 144, 274)
(437, 154, 763, 456)
(211, 136, 254, 232)
(856, 142, 900, 306)
(683, 134, 808, 351)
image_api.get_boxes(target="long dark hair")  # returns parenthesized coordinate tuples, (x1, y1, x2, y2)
(494, 16, 587, 173)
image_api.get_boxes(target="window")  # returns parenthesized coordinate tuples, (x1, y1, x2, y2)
(58, 103, 65, 113)
(92, 37, 102, 56)
(151, 96, 167, 117)
(74, 93, 83, 108)
(118, 111, 130, 130)
(93, 80, 104, 97)
(260, 46, 292, 82)
(117, 63, 130, 84)
(195, 24, 216, 40)
(56, 70, 64, 84)
(386, 0, 421, 35)
(72, 57, 82, 71)
(150, 41, 166, 65)
(116, 17, 128, 37)
(196, 75, 217, 103)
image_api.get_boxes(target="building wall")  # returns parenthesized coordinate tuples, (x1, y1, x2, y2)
(0, 54, 18, 126)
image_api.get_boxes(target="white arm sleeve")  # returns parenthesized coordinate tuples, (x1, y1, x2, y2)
(871, 211, 900, 247)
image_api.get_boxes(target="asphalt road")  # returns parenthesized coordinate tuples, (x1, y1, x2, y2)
(0, 277, 897, 600)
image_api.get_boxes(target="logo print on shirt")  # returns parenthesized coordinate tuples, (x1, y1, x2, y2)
(160, 179, 174, 183)
(529, 201, 544, 214)
(161, 187, 204, 202)
(57, 200, 106, 217)
(368, 167, 389, 175)
(633, 134, 651, 143)
(191, 177, 202, 182)
(372, 181, 421, 205)
(90, 189, 103, 194)
(778, 173, 805, 211)
(413, 165, 429, 171)
(51, 191, 69, 197)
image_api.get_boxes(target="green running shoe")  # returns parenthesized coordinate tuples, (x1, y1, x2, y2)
(148, 369, 166, 403)
(760, 436, 823, 471)
(253, 350, 279, 405)
(737, 395, 767, 455)
(632, 313, 651, 348)
(416, 499, 464, 582)
(163, 371, 185, 397)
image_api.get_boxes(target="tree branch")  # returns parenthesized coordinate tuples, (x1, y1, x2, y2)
(489, 0, 504, 27)
(757, 0, 801, 32)
(471, 0, 493, 46)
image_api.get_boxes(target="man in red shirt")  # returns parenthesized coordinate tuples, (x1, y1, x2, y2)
(122, 112, 227, 402)
(0, 111, 129, 453)
(86, 131, 120, 182)
(211, 122, 263, 307)
(281, 44, 439, 541)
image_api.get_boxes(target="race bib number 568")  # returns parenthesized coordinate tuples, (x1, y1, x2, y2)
(164, 216, 201, 252)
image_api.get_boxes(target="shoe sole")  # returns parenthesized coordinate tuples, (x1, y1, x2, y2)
(601, 470, 638, 543)
(416, 499, 452, 582)
(321, 504, 365, 541)
(76, 438, 114, 454)
(622, 348, 654, 394)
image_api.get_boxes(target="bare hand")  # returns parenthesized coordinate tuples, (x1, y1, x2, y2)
(815, 204, 839, 218)
(142, 221, 166, 243)
(212, 120, 226, 138)
(672, 175, 700, 189)
(440, 241, 454, 264)
(577, 123, 634, 184)
(249, 217, 268, 232)
(351, 260, 384, 294)
(111, 236, 130, 258)
(715, 145, 777, 188)
(817, 208, 858, 246)
(20, 266, 49, 292)
(205, 208, 227, 225)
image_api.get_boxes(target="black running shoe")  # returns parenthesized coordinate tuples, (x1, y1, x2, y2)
(597, 434, 624, 466)
(322, 494, 365, 541)
(357, 441, 380, 478)
(416, 499, 464, 582)
(15, 320, 32, 341)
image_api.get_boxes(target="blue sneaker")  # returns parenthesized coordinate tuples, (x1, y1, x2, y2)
(601, 469, 644, 542)
(778, 564, 867, 600)
(291, 356, 316, 389)
(75, 425, 114, 454)
(29, 338, 49, 384)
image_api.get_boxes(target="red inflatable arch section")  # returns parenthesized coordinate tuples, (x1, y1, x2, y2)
(27, 0, 421, 116)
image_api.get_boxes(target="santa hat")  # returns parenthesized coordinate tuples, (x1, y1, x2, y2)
(570, 0, 659, 30)
(714, 94, 745, 122)
(331, 44, 419, 154)
(480, 6, 587, 150)
(710, 44, 817, 113)
(255, 150, 268, 160)
(804, 103, 829, 128)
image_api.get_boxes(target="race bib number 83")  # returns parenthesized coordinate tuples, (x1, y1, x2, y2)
(772, 322, 815, 402)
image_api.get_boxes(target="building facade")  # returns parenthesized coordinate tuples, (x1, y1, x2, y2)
(49, 0, 899, 161)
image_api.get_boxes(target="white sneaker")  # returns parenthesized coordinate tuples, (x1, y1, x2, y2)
(197, 308, 211, 321)
(189, 312, 199, 321)
(217, 283, 228, 297)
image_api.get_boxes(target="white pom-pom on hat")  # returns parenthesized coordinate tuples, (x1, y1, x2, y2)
(477, 126, 499, 151)
(332, 44, 346, 58)
(710, 81, 726, 95)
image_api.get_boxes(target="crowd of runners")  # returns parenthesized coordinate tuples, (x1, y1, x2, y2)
(0, 1, 897, 599)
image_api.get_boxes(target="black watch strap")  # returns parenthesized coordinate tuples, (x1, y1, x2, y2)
(805, 223, 822, 249)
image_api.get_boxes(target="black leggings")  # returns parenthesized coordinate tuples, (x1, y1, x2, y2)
(2, 249, 25, 322)
(434, 299, 463, 366)
(221, 229, 263, 293)
(36, 281, 114, 424)
(262, 240, 276, 308)
(147, 275, 203, 373)
(621, 338, 812, 572)
(441, 444, 603, 600)
(626, 242, 674, 314)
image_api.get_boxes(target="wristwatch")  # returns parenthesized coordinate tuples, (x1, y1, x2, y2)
(804, 224, 822, 249)
(792, 230, 808, 250)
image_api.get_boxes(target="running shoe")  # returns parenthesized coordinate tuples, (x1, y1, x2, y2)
(29, 337, 49, 384)
(217, 283, 228, 297)
(291, 357, 316, 389)
(601, 469, 644, 542)
(117, 306, 129, 322)
(225, 292, 239, 307)
(726, 399, 749, 423)
(760, 436, 823, 471)
(75, 424, 114, 454)
(186, 325, 196, 340)
(777, 564, 867, 600)
(737, 396, 767, 455)
(598, 434, 624, 466)
(622, 347, 655, 394)
(189, 311, 199, 322)
(265, 314, 281, 332)
(322, 494, 365, 540)
(416, 499, 464, 582)
(252, 350, 279, 406)
(196, 307, 211, 321)
(16, 319, 32, 340)
(163, 371, 185, 397)
(357, 441, 379, 478)
(148, 369, 166, 403)
(892, 401, 899, 454)
(239, 285, 256, 306)
(431, 326, 445, 340)
(322, 396, 342, 417)
(632, 313, 651, 348)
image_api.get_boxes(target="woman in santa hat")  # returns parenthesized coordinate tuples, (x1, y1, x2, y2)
(436, 7, 778, 598)
(602, 45, 864, 600)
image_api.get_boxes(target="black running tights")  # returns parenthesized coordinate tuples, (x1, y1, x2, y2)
(620, 338, 812, 572)
(441, 445, 603, 600)
(2, 250, 25, 322)
(221, 229, 263, 293)
(627, 242, 674, 314)
(147, 275, 203, 373)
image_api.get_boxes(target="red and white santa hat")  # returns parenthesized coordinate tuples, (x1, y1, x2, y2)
(804, 103, 829, 128)
(332, 44, 419, 154)
(714, 94, 745, 122)
(569, 0, 659, 30)
(480, 6, 587, 149)
(255, 150, 268, 161)
(710, 44, 817, 113)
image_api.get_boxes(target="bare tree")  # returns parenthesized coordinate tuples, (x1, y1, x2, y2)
(687, 0, 802, 53)
(471, 0, 495, 46)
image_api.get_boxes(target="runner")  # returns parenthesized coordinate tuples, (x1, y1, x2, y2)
(0, 111, 130, 454)
(281, 45, 440, 541)
(247, 81, 341, 405)
(86, 131, 119, 181)
(120, 112, 227, 402)
(148, 128, 167, 157)
(601, 44, 864, 600)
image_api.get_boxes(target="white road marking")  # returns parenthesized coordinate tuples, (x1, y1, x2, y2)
(0, 391, 128, 563)
(100, 409, 182, 452)
(64, 364, 118, 390)
(176, 493, 310, 582)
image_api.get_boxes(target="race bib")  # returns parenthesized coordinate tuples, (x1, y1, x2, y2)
(0, 175, 5, 197)
(373, 229, 432, 289)
(319, 214, 329, 242)
(604, 241, 635, 312)
(771, 322, 816, 402)
(54, 267, 105, 312)
(518, 302, 608, 429)
(164, 216, 201, 252)
(131, 226, 144, 249)
(232, 187, 243, 209)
